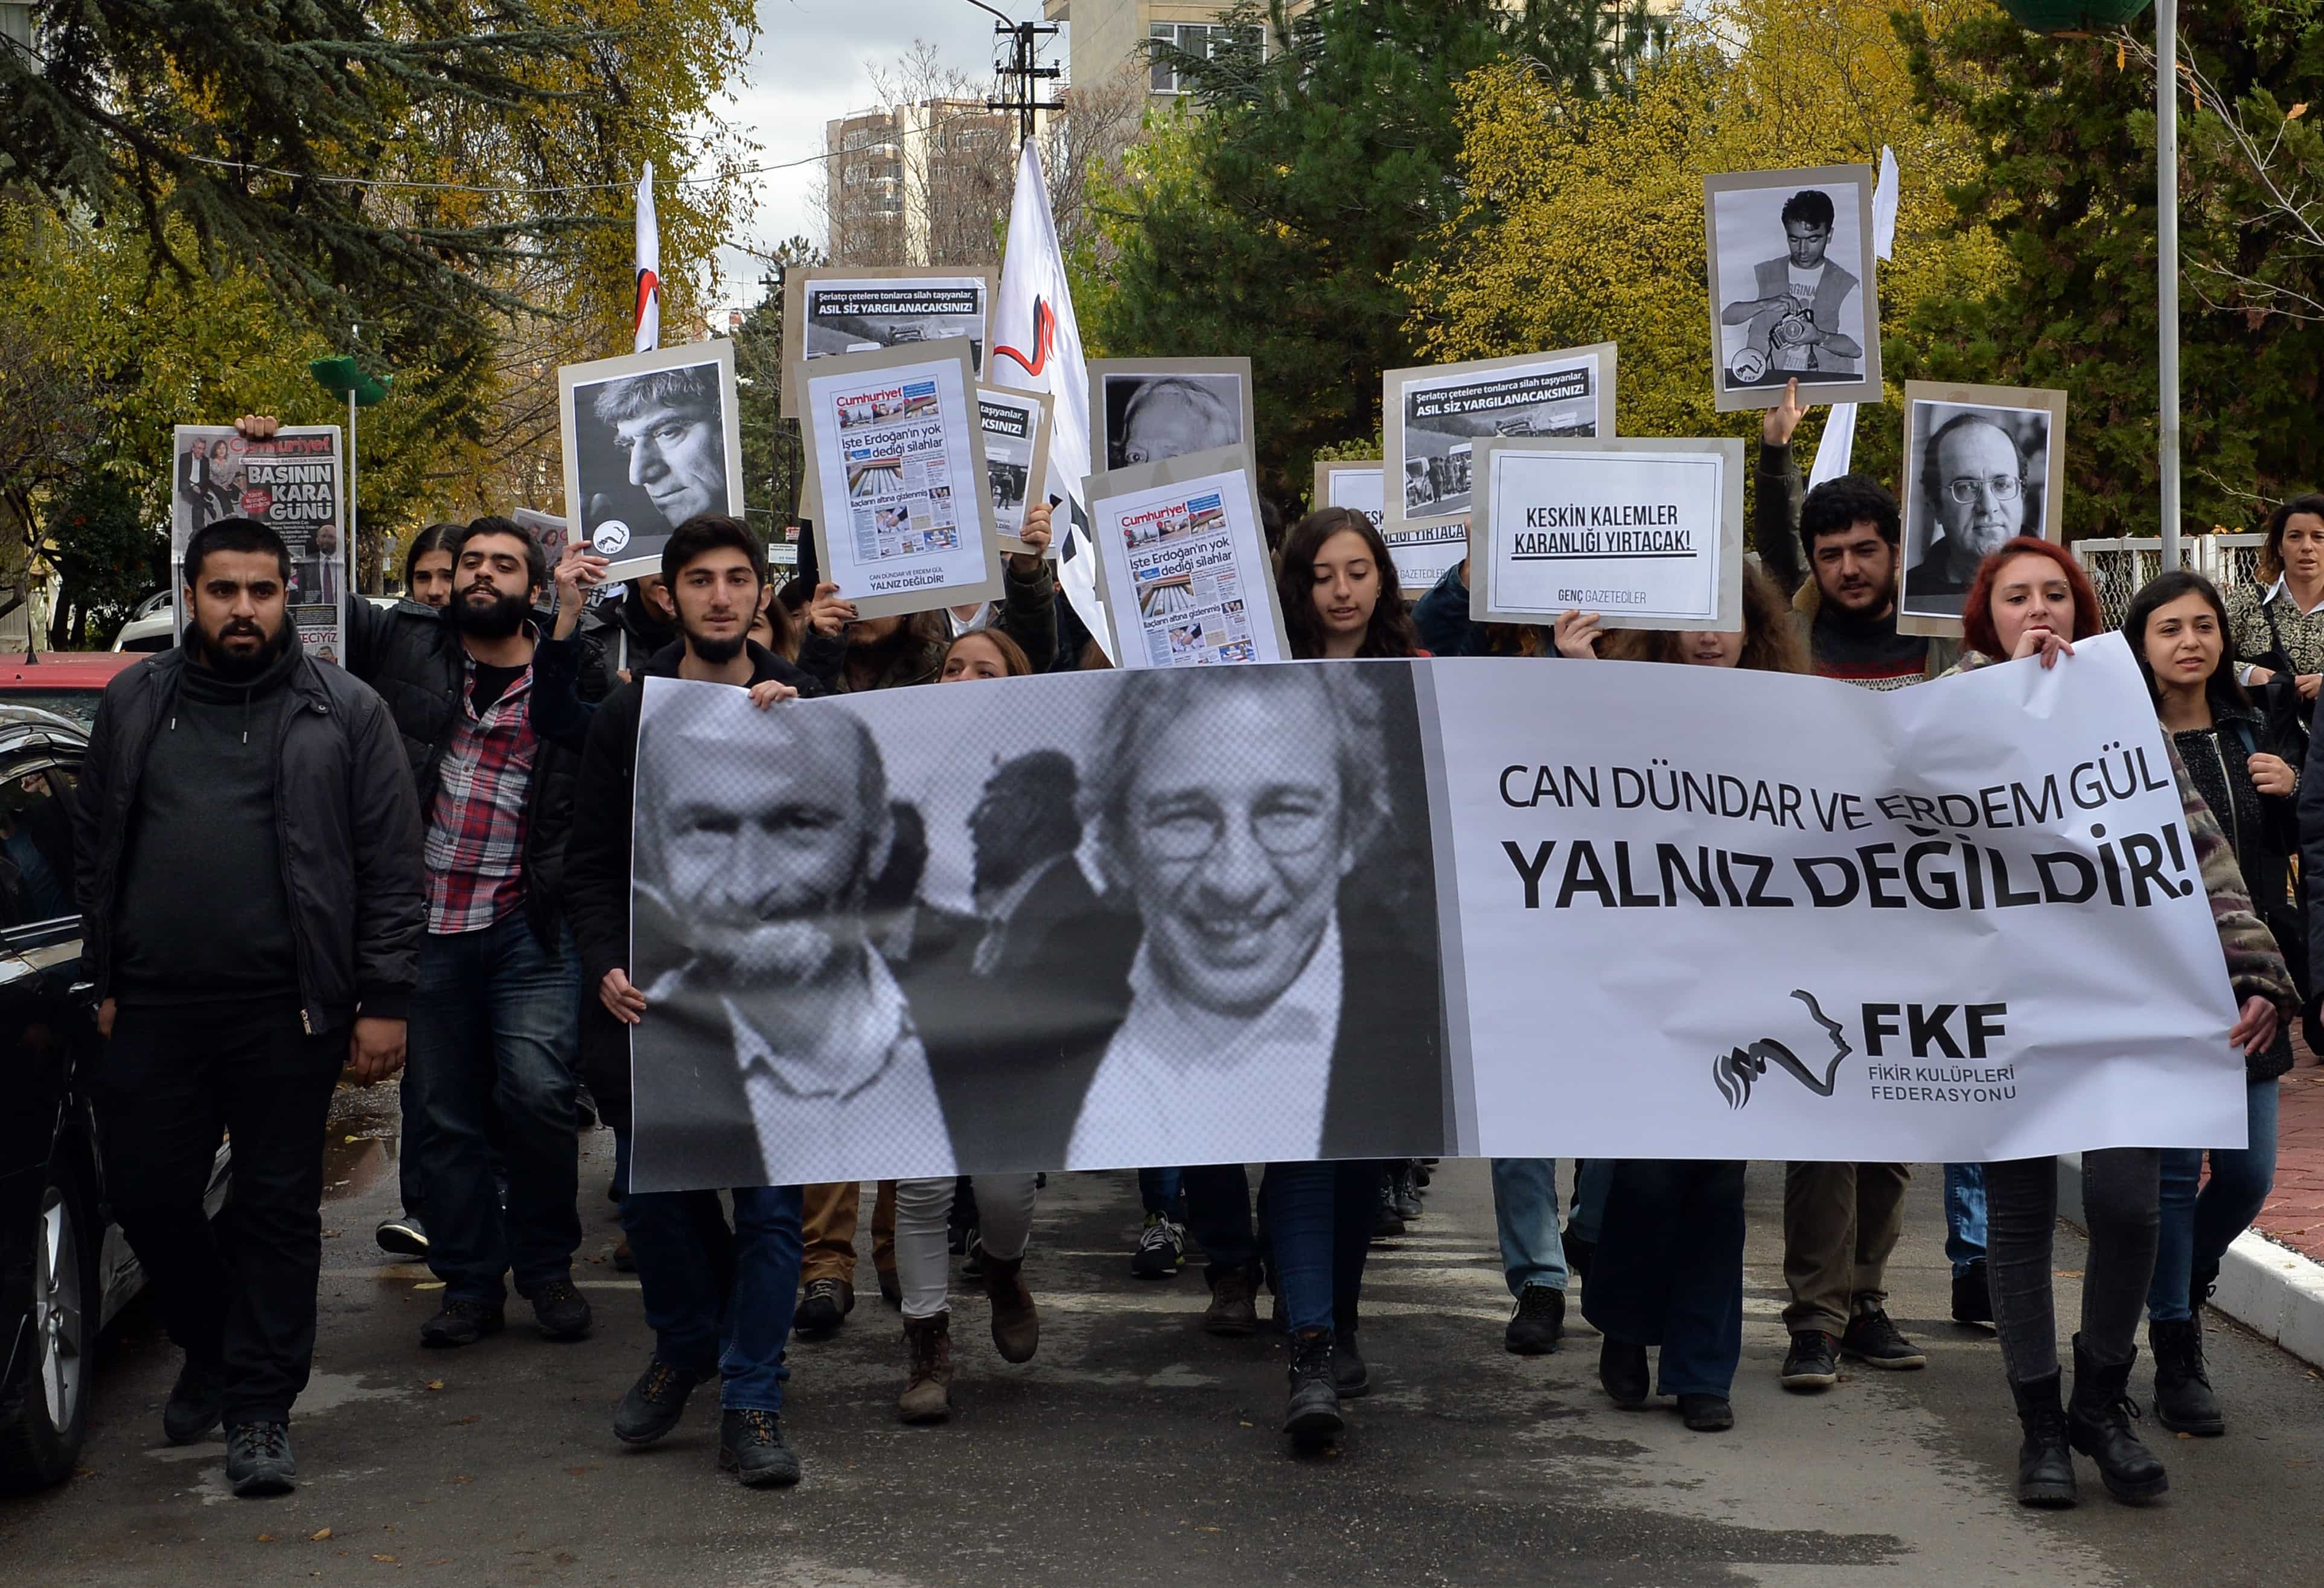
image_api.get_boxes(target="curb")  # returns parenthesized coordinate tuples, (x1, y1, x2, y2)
(2057, 1153, 2324, 1368)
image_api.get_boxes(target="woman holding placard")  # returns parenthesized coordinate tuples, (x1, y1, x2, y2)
(1944, 539, 2293, 1509)
(1556, 566, 1802, 1434)
(2120, 570, 2297, 1441)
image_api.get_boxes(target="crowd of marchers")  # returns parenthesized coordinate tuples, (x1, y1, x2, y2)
(73, 391, 2322, 1511)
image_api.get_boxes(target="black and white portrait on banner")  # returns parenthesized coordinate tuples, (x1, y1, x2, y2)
(1703, 165, 1882, 412)
(558, 339, 744, 581)
(1383, 345, 1616, 534)
(622, 664, 1450, 1192)
(779, 267, 995, 420)
(1088, 357, 1256, 475)
(1896, 381, 2067, 635)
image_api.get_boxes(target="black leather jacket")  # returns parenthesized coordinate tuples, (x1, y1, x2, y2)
(72, 644, 424, 1031)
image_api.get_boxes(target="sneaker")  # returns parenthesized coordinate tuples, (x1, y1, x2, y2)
(1952, 1258, 1994, 1325)
(1283, 1328, 1343, 1444)
(1840, 1305, 1926, 1371)
(612, 1239, 637, 1274)
(225, 1422, 297, 1497)
(1678, 1393, 1734, 1432)
(162, 1357, 225, 1445)
(796, 1278, 853, 1337)
(374, 1212, 428, 1259)
(614, 1359, 701, 1446)
(960, 1234, 985, 1282)
(420, 1298, 505, 1349)
(1504, 1285, 1565, 1356)
(1780, 1330, 1840, 1391)
(527, 1279, 593, 1341)
(718, 1407, 802, 1488)
(1131, 1212, 1186, 1279)
(1373, 1173, 1406, 1240)
(1204, 1263, 1261, 1337)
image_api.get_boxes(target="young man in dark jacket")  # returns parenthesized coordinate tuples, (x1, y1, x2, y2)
(1746, 380, 1956, 1376)
(232, 410, 607, 1350)
(553, 514, 820, 1488)
(73, 516, 424, 1498)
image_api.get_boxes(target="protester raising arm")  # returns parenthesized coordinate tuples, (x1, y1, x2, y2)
(1753, 379, 1811, 598)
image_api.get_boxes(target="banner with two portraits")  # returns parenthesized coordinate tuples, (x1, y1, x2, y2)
(623, 636, 2250, 1193)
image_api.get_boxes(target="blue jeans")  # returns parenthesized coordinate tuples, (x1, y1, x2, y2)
(406, 915, 582, 1305)
(622, 1184, 802, 1411)
(1568, 1158, 1616, 1245)
(1259, 1161, 1377, 1335)
(1944, 1163, 1988, 1276)
(1582, 1159, 1746, 1397)
(2150, 1076, 2280, 1322)
(1138, 1167, 1183, 1218)
(1490, 1158, 1569, 1296)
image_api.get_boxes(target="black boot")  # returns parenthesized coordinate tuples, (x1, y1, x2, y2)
(2149, 1316, 2224, 1436)
(2066, 1335, 2168, 1504)
(1283, 1327, 1343, 1444)
(2007, 1374, 2077, 1508)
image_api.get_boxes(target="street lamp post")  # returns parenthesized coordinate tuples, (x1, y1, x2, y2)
(2156, 0, 2181, 568)
(308, 347, 392, 592)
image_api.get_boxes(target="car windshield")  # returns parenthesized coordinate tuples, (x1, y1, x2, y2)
(0, 690, 104, 729)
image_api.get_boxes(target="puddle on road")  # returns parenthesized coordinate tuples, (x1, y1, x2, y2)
(321, 1081, 403, 1205)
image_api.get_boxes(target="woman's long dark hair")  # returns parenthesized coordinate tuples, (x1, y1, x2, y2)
(1275, 507, 1419, 659)
(403, 522, 461, 591)
(1604, 564, 1808, 674)
(2123, 569, 2252, 720)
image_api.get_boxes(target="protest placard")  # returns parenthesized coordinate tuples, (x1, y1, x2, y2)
(171, 424, 346, 662)
(798, 339, 1003, 621)
(1897, 381, 2069, 636)
(1705, 165, 1883, 412)
(780, 267, 996, 420)
(623, 633, 2248, 1189)
(1470, 437, 1743, 632)
(976, 384, 1054, 556)
(558, 339, 745, 581)
(1314, 456, 1465, 597)
(1384, 345, 1617, 545)
(1085, 444, 1291, 670)
(1087, 357, 1256, 475)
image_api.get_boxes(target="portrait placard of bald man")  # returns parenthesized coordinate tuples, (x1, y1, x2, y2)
(626, 679, 957, 1189)
(1091, 358, 1256, 475)
(1897, 386, 2066, 626)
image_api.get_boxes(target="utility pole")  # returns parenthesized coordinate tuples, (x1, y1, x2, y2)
(2157, 0, 2182, 568)
(965, 1, 1064, 150)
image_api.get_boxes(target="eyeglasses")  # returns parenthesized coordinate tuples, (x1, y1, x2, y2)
(1139, 799, 1332, 863)
(1944, 474, 2024, 505)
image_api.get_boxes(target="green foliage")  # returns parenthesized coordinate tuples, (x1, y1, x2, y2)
(1086, 0, 1659, 502)
(731, 239, 825, 538)
(1900, 3, 2324, 535)
(42, 473, 157, 649)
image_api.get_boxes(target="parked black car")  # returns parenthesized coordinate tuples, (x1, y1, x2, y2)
(0, 706, 226, 1492)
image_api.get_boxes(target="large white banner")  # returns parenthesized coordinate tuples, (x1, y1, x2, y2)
(624, 633, 2251, 1192)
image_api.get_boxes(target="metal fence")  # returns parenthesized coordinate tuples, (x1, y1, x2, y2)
(2070, 534, 2266, 629)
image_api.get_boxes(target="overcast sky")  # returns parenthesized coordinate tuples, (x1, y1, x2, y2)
(707, 1, 1061, 307)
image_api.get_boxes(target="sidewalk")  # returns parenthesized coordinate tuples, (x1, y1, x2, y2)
(2256, 1059, 2324, 1264)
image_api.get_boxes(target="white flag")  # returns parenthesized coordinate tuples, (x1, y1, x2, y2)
(1808, 149, 1899, 490)
(992, 140, 1111, 659)
(633, 161, 662, 354)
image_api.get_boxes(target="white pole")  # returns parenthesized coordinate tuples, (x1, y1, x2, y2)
(2157, 0, 2182, 567)
(348, 388, 359, 595)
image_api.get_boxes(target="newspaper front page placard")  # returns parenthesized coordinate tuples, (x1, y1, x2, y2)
(171, 424, 347, 662)
(781, 267, 995, 420)
(976, 384, 1054, 556)
(1385, 345, 1617, 542)
(1087, 445, 1290, 670)
(799, 340, 1004, 621)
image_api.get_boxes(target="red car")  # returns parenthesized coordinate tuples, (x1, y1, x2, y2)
(0, 654, 141, 732)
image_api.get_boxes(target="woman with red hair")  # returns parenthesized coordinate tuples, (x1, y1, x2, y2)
(1945, 536, 2294, 1511)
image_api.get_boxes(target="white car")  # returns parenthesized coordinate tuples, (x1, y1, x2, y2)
(113, 594, 399, 654)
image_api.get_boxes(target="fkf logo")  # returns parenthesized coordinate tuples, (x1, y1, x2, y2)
(1862, 1003, 2008, 1062)
(1714, 995, 2009, 1109)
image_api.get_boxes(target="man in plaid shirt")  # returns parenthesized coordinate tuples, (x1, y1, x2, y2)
(237, 415, 605, 1352)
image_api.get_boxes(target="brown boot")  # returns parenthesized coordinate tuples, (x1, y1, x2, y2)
(977, 1243, 1040, 1363)
(898, 1313, 953, 1424)
(1205, 1262, 1261, 1337)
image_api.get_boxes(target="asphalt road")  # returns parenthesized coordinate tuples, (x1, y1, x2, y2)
(5, 1089, 2324, 1587)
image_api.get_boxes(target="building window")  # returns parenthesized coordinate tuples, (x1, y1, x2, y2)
(1148, 22, 1262, 95)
